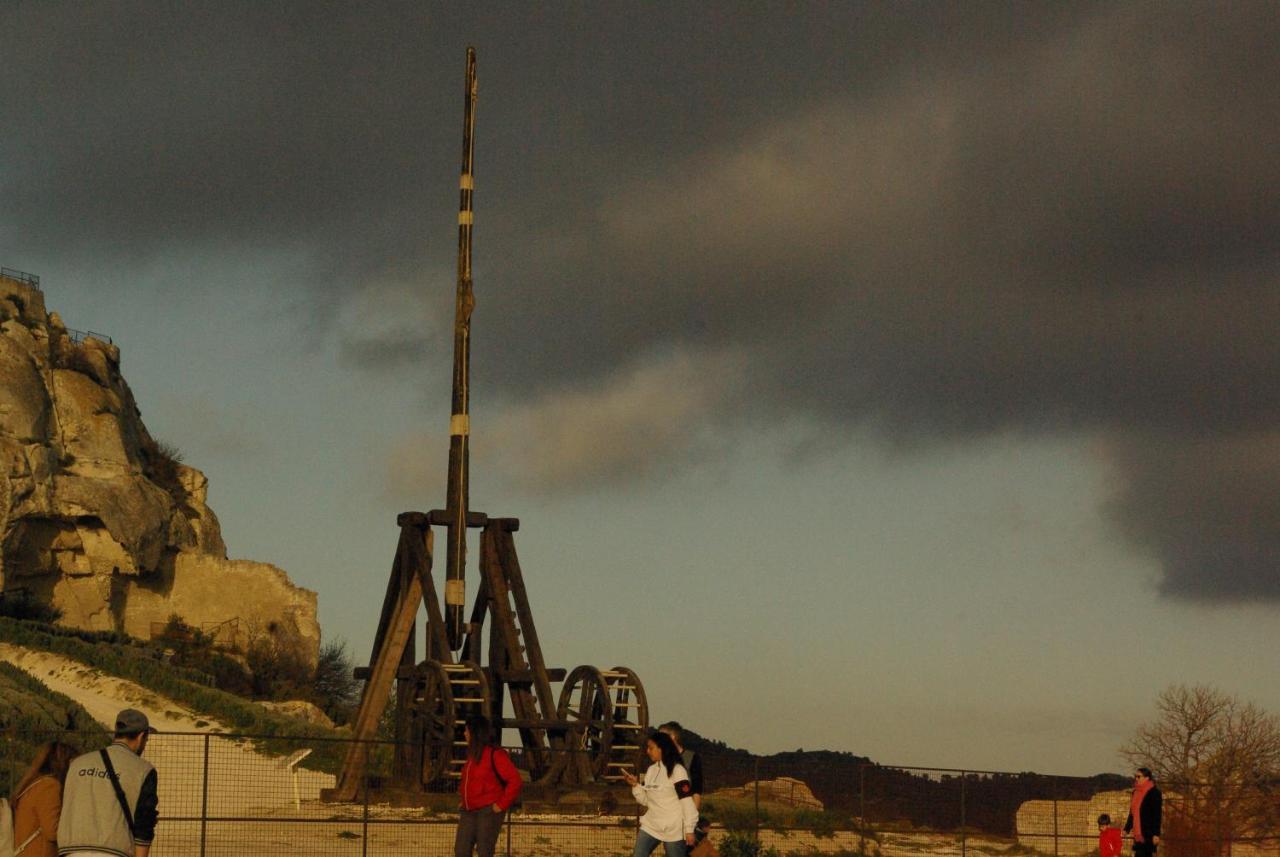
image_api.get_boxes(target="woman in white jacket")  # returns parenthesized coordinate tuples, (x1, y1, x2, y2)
(623, 730, 699, 856)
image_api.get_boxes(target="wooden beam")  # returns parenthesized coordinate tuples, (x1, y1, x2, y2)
(495, 529, 558, 727)
(405, 524, 451, 663)
(498, 668, 566, 683)
(332, 526, 434, 801)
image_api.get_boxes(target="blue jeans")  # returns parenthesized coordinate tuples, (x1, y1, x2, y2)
(633, 829, 689, 857)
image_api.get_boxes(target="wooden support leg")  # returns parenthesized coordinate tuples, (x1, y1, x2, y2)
(332, 525, 434, 801)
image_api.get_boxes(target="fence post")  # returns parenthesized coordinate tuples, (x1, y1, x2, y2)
(1052, 790, 1059, 857)
(199, 733, 210, 857)
(859, 764, 866, 856)
(753, 757, 761, 845)
(960, 772, 967, 857)
(361, 764, 370, 857)
(5, 731, 14, 797)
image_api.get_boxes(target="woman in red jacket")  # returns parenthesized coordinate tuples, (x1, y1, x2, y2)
(455, 715, 522, 857)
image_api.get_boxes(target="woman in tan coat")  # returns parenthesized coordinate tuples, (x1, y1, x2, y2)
(12, 742, 77, 857)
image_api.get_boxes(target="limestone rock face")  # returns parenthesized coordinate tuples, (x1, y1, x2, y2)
(0, 273, 318, 667)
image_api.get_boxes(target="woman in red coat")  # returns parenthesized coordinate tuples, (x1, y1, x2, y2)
(454, 715, 522, 857)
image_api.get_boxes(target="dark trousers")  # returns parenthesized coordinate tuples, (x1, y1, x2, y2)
(455, 806, 506, 857)
(1134, 842, 1157, 857)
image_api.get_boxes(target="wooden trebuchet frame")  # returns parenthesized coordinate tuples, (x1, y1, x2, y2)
(328, 48, 647, 805)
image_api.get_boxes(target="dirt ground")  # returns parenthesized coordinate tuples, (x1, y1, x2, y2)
(147, 814, 1037, 857)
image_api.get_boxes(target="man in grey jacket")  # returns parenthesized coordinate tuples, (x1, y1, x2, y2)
(58, 709, 159, 857)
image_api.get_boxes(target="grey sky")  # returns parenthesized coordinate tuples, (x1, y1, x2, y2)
(3, 2, 1279, 774)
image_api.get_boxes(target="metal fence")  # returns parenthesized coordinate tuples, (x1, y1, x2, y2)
(66, 327, 114, 345)
(0, 266, 40, 289)
(3, 731, 1277, 857)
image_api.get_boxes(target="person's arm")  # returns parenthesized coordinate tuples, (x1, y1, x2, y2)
(623, 767, 648, 806)
(674, 765, 698, 844)
(132, 769, 159, 851)
(493, 749, 522, 811)
(1123, 811, 1133, 834)
(1150, 790, 1162, 841)
(677, 781, 698, 844)
(689, 753, 704, 811)
(33, 778, 62, 845)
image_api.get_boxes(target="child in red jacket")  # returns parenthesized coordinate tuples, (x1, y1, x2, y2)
(456, 715, 522, 857)
(1098, 814, 1123, 857)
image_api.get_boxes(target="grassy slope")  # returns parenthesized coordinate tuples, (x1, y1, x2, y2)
(0, 661, 110, 795)
(0, 618, 349, 773)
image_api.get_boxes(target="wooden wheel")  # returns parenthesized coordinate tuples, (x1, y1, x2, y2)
(441, 661, 491, 780)
(409, 660, 454, 785)
(412, 659, 492, 785)
(558, 665, 615, 780)
(602, 666, 648, 782)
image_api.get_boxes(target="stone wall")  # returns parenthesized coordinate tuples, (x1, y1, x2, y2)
(0, 273, 319, 667)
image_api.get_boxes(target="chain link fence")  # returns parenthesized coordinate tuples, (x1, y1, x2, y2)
(3, 731, 1276, 856)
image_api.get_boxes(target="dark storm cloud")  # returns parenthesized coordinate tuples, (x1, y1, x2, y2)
(4, 2, 1279, 600)
(1107, 432, 1280, 601)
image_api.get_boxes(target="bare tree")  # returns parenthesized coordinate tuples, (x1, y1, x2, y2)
(1122, 684, 1280, 852)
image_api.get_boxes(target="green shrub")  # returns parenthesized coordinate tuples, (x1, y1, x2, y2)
(789, 808, 842, 838)
(312, 639, 360, 726)
(156, 615, 253, 696)
(702, 798, 773, 832)
(719, 832, 780, 857)
(138, 436, 187, 503)
(0, 589, 63, 623)
(246, 636, 314, 701)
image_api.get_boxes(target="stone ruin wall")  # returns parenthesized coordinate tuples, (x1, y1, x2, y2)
(0, 273, 319, 667)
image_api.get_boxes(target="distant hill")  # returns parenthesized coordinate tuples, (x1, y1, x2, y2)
(682, 727, 1129, 835)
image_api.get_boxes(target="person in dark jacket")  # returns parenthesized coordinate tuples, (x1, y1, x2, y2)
(454, 715, 521, 857)
(657, 723, 703, 810)
(1124, 767, 1162, 856)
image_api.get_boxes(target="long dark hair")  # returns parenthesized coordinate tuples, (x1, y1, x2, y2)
(14, 742, 77, 798)
(465, 715, 496, 762)
(648, 730, 681, 777)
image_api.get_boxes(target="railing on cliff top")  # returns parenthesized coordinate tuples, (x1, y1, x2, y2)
(1, 266, 40, 289)
(67, 327, 114, 345)
(0, 268, 113, 344)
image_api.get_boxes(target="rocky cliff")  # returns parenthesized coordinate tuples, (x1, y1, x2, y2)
(0, 272, 319, 666)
